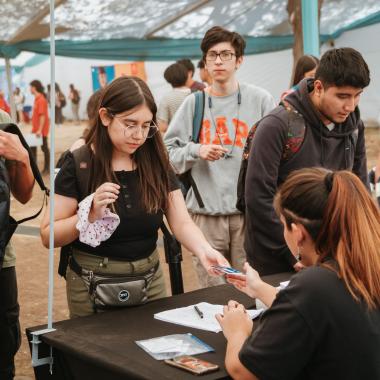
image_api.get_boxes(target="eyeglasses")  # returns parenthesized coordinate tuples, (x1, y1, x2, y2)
(206, 51, 236, 61)
(109, 112, 159, 139)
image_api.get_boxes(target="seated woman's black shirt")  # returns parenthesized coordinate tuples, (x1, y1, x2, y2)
(55, 151, 180, 261)
(239, 265, 380, 380)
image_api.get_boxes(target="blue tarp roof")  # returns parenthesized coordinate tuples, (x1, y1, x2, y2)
(1, 0, 380, 60)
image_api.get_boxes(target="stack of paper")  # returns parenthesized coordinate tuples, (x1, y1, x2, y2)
(154, 302, 263, 333)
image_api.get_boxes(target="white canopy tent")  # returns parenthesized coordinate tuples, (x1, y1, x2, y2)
(2, 0, 380, 123)
(10, 20, 380, 124)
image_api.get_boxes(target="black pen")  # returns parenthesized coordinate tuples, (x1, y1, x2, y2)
(194, 305, 204, 319)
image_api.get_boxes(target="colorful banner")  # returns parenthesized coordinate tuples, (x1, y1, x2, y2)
(91, 65, 115, 91)
(91, 62, 147, 91)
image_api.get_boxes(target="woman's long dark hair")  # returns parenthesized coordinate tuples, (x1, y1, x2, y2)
(292, 55, 319, 86)
(86, 76, 171, 213)
(274, 168, 380, 309)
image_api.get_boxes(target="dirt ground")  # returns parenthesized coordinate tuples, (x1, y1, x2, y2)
(10, 121, 380, 379)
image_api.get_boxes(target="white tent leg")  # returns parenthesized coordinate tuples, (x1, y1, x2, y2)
(4, 58, 17, 122)
(48, 0, 56, 331)
(30, 2, 57, 371)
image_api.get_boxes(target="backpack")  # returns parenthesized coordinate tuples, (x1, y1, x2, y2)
(57, 146, 184, 294)
(177, 90, 205, 208)
(236, 102, 364, 212)
(236, 101, 305, 212)
(0, 123, 49, 270)
(59, 92, 66, 108)
(72, 90, 80, 105)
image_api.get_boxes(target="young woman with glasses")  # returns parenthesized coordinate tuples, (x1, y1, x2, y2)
(217, 168, 380, 380)
(40, 76, 229, 318)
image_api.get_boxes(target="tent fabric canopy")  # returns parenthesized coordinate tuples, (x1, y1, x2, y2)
(0, 0, 380, 60)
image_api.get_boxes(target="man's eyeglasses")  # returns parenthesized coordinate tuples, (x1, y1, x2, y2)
(206, 51, 236, 61)
(108, 112, 159, 139)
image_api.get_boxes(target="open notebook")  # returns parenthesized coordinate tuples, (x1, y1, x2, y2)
(154, 302, 264, 333)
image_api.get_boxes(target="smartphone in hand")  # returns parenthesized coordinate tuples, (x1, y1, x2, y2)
(211, 265, 242, 275)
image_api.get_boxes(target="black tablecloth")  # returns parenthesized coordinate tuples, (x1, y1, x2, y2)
(27, 272, 291, 380)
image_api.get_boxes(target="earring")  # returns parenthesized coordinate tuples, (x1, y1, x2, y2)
(296, 246, 302, 261)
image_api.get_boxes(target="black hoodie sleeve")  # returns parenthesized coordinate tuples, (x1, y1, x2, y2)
(244, 112, 297, 275)
(353, 120, 370, 190)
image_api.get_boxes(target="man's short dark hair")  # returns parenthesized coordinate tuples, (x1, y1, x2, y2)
(164, 63, 188, 88)
(201, 26, 246, 61)
(176, 59, 195, 76)
(197, 60, 205, 69)
(315, 48, 370, 89)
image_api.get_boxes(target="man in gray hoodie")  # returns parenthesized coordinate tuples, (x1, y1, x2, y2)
(245, 47, 370, 276)
(164, 26, 275, 287)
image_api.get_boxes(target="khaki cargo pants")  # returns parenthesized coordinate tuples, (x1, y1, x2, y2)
(191, 214, 246, 288)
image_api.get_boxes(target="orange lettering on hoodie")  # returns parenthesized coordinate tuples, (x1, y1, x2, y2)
(199, 119, 211, 144)
(211, 117, 233, 145)
(233, 119, 249, 148)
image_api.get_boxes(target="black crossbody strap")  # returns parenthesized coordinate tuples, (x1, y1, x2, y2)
(0, 123, 49, 231)
(14, 191, 48, 224)
(189, 91, 205, 208)
(0, 123, 48, 194)
(72, 145, 92, 200)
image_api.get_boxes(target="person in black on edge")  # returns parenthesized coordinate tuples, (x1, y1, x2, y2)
(218, 168, 380, 380)
(0, 109, 34, 380)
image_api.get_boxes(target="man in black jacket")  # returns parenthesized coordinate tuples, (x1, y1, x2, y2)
(0, 110, 34, 380)
(245, 48, 370, 275)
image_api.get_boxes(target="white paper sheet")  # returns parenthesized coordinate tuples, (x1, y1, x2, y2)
(154, 302, 263, 333)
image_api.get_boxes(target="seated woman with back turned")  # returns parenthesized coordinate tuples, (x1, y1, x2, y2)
(41, 76, 229, 318)
(217, 168, 380, 380)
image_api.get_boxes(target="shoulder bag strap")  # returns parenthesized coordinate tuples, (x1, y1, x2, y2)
(192, 91, 205, 142)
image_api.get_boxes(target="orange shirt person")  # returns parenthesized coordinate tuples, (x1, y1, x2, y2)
(31, 91, 49, 137)
(0, 91, 10, 114)
(30, 80, 50, 174)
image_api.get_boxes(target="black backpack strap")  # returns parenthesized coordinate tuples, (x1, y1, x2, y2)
(71, 145, 92, 200)
(187, 91, 205, 208)
(279, 100, 306, 161)
(236, 120, 261, 212)
(192, 91, 205, 142)
(58, 145, 92, 279)
(0, 123, 49, 228)
(160, 221, 183, 295)
(160, 223, 183, 265)
(0, 123, 48, 194)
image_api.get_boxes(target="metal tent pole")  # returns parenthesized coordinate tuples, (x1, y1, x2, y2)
(30, 0, 56, 372)
(4, 57, 17, 121)
(47, 0, 56, 332)
(301, 0, 320, 56)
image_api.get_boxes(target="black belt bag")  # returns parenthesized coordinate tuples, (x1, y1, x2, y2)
(69, 255, 159, 309)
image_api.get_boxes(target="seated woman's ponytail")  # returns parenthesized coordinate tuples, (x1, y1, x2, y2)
(316, 170, 380, 309)
(275, 167, 380, 310)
